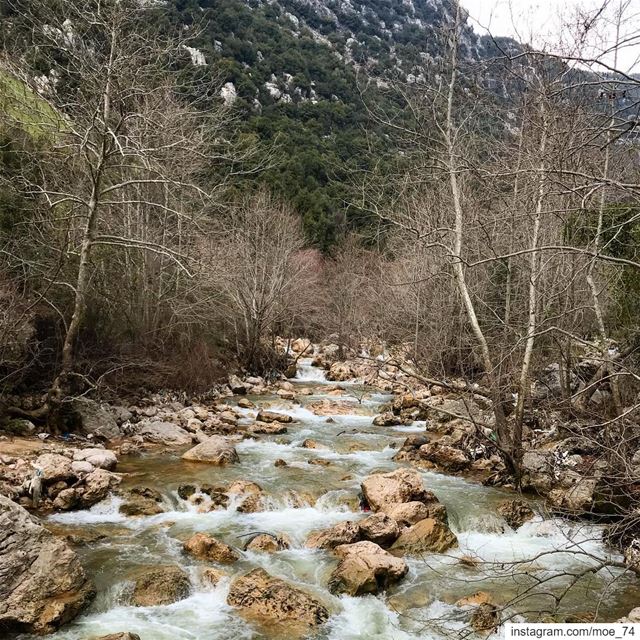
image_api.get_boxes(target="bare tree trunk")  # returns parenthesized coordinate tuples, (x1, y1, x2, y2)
(513, 95, 548, 468)
(445, 0, 509, 460)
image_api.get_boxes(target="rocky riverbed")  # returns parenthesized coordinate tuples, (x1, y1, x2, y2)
(1, 351, 640, 639)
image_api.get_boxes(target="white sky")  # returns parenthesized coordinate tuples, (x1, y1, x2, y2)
(463, 0, 640, 73)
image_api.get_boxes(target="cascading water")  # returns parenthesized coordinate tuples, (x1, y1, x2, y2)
(26, 360, 640, 639)
(295, 358, 330, 383)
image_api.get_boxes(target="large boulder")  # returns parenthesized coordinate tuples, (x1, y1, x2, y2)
(90, 634, 141, 640)
(131, 565, 190, 606)
(548, 473, 599, 513)
(183, 532, 239, 563)
(361, 468, 439, 512)
(0, 496, 95, 634)
(73, 448, 118, 471)
(359, 513, 400, 547)
(2, 418, 36, 436)
(391, 517, 457, 555)
(56, 469, 120, 511)
(255, 411, 293, 424)
(419, 442, 470, 471)
(329, 541, 408, 596)
(34, 453, 75, 484)
(385, 501, 444, 526)
(228, 375, 251, 394)
(181, 436, 239, 464)
(306, 521, 361, 550)
(138, 420, 192, 446)
(521, 451, 555, 493)
(70, 398, 120, 440)
(326, 362, 355, 382)
(227, 568, 329, 627)
(246, 533, 290, 553)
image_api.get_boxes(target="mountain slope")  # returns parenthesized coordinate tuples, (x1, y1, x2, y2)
(160, 0, 502, 246)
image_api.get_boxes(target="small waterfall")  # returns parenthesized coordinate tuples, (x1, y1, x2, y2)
(295, 358, 328, 382)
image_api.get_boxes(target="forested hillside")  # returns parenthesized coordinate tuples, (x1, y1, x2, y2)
(144, 0, 514, 245)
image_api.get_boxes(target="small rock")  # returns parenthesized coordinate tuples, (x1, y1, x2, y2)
(306, 521, 361, 549)
(497, 499, 535, 529)
(391, 517, 458, 555)
(227, 568, 328, 627)
(73, 448, 117, 471)
(202, 568, 227, 587)
(329, 541, 408, 596)
(246, 533, 290, 553)
(183, 532, 239, 563)
(256, 411, 293, 424)
(181, 436, 239, 465)
(131, 565, 190, 606)
(359, 513, 400, 547)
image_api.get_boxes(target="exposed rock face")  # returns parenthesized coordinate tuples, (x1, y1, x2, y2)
(419, 442, 470, 471)
(227, 568, 329, 626)
(359, 513, 400, 547)
(361, 468, 440, 512)
(256, 411, 293, 424)
(0, 496, 95, 634)
(246, 533, 290, 553)
(181, 436, 239, 464)
(71, 398, 121, 440)
(329, 541, 408, 596)
(183, 532, 239, 563)
(326, 362, 355, 381)
(138, 420, 192, 446)
(306, 521, 361, 549)
(131, 565, 190, 606)
(497, 499, 535, 529)
(391, 517, 458, 555)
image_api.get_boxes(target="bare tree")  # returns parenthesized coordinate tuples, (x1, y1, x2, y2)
(0, 0, 252, 424)
(203, 189, 317, 372)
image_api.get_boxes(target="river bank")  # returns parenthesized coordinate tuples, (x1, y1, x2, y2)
(1, 346, 639, 638)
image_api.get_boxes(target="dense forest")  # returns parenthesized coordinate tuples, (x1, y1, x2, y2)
(1, 0, 640, 637)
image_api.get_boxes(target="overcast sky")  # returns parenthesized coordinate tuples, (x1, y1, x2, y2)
(462, 0, 640, 72)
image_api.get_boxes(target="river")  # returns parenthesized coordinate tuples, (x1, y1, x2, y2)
(28, 359, 640, 639)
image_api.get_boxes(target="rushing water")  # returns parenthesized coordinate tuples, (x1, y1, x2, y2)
(28, 362, 640, 639)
